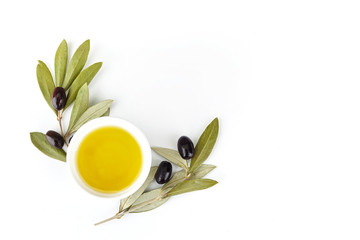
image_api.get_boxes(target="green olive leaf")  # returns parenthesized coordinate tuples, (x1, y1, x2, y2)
(30, 132, 66, 162)
(68, 83, 89, 131)
(166, 179, 218, 197)
(128, 189, 170, 213)
(62, 40, 90, 90)
(36, 61, 56, 114)
(162, 169, 186, 191)
(152, 147, 188, 170)
(189, 164, 216, 179)
(69, 100, 113, 134)
(64, 62, 102, 109)
(162, 165, 216, 192)
(54, 40, 68, 87)
(102, 108, 110, 117)
(189, 118, 219, 172)
(119, 166, 158, 212)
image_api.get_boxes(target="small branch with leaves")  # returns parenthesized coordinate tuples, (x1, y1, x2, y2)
(95, 117, 219, 226)
(30, 40, 112, 160)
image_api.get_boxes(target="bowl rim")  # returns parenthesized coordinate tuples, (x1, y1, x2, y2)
(66, 117, 151, 198)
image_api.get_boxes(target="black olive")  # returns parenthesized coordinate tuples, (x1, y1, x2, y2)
(177, 136, 194, 160)
(155, 161, 172, 184)
(51, 87, 67, 110)
(46, 130, 65, 149)
(68, 136, 73, 143)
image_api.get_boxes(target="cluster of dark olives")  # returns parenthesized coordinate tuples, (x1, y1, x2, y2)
(155, 136, 195, 184)
(46, 87, 68, 149)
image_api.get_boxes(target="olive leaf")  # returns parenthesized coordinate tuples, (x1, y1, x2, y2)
(152, 147, 188, 170)
(36, 61, 56, 114)
(119, 166, 158, 212)
(102, 108, 110, 117)
(189, 118, 219, 172)
(162, 165, 215, 192)
(62, 40, 90, 90)
(166, 179, 218, 197)
(69, 100, 113, 134)
(30, 132, 66, 162)
(68, 83, 89, 131)
(128, 189, 169, 213)
(54, 40, 68, 87)
(64, 62, 102, 109)
(189, 164, 216, 179)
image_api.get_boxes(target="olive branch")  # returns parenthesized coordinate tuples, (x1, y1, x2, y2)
(30, 40, 112, 160)
(95, 118, 219, 225)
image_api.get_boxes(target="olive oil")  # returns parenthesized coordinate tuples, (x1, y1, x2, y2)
(77, 126, 142, 193)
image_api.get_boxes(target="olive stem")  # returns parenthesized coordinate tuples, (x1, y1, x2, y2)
(94, 212, 124, 226)
(63, 132, 70, 141)
(57, 111, 68, 147)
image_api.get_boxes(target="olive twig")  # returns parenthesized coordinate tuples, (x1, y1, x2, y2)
(63, 131, 71, 142)
(94, 212, 125, 226)
(57, 111, 68, 147)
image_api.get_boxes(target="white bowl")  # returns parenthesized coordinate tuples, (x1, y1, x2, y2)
(66, 117, 151, 198)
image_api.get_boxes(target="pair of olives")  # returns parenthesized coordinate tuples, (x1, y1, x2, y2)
(45, 87, 68, 149)
(155, 136, 195, 184)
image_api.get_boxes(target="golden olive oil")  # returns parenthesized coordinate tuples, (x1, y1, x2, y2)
(77, 126, 142, 193)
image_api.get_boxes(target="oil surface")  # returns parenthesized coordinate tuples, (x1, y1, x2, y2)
(77, 126, 142, 193)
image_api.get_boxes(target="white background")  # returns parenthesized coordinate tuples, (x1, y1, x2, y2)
(1, 0, 360, 239)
